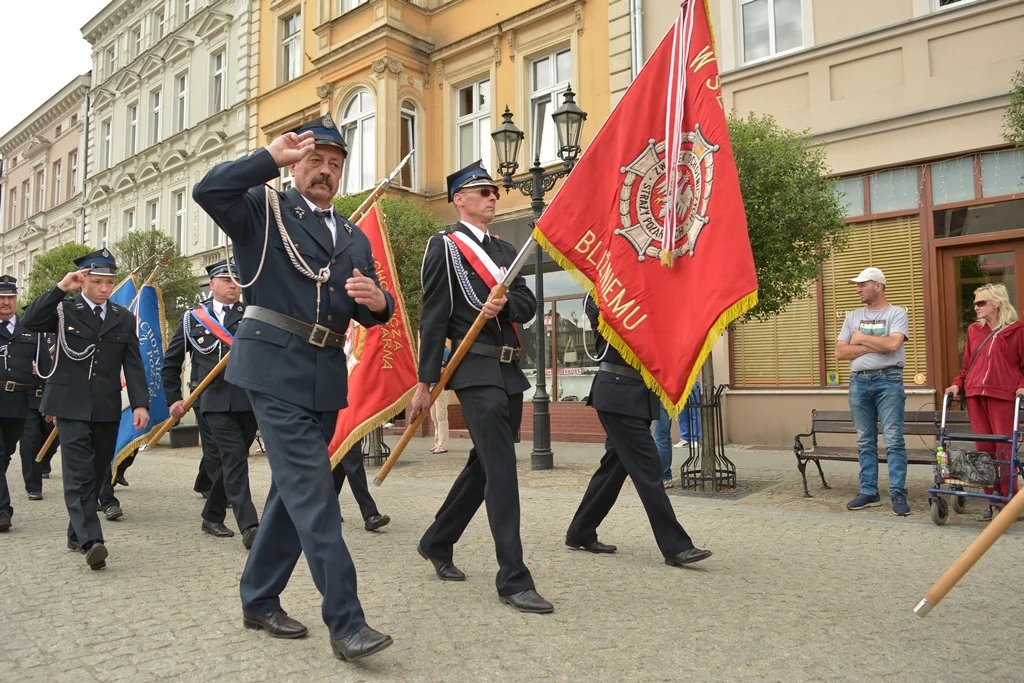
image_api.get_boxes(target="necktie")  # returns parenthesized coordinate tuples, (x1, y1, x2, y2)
(93, 305, 103, 321)
(314, 209, 334, 247)
(481, 234, 491, 249)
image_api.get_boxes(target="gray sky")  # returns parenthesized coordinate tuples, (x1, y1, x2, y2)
(0, 0, 111, 137)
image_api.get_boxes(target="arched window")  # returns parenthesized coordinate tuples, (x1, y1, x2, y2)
(340, 89, 375, 194)
(399, 100, 417, 190)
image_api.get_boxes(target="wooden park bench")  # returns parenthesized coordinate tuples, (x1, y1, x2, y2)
(792, 408, 971, 497)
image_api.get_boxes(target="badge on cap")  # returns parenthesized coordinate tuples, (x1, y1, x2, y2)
(323, 112, 335, 130)
(101, 249, 110, 258)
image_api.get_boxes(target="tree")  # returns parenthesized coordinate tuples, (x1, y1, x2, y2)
(1004, 60, 1024, 149)
(22, 242, 92, 308)
(333, 192, 444, 331)
(111, 230, 201, 326)
(693, 113, 848, 485)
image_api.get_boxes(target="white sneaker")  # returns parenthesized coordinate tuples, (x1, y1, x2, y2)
(674, 440, 688, 449)
(383, 422, 395, 428)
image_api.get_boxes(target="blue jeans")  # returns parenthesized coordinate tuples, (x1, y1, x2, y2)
(652, 382, 702, 482)
(849, 370, 907, 497)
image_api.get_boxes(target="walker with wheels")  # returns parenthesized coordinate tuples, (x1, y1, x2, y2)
(928, 392, 1024, 525)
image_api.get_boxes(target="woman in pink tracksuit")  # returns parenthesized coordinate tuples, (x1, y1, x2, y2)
(946, 284, 1024, 521)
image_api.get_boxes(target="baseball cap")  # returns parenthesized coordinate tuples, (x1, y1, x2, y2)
(850, 267, 886, 285)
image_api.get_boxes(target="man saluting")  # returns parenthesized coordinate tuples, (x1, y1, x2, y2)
(21, 249, 149, 570)
(193, 116, 395, 662)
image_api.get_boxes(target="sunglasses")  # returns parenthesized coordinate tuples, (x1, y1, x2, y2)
(974, 300, 988, 308)
(465, 188, 499, 199)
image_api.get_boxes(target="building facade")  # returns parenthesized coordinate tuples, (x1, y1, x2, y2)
(0, 75, 90, 298)
(82, 0, 250, 278)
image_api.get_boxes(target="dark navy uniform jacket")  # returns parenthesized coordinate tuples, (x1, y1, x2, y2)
(192, 149, 395, 412)
(22, 288, 149, 422)
(585, 298, 660, 421)
(417, 223, 536, 394)
(163, 300, 251, 414)
(0, 319, 51, 419)
(27, 333, 55, 413)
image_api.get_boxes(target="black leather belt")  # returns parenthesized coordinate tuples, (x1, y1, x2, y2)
(34, 388, 43, 397)
(454, 339, 521, 364)
(242, 306, 345, 349)
(3, 381, 35, 393)
(852, 366, 903, 376)
(599, 361, 642, 380)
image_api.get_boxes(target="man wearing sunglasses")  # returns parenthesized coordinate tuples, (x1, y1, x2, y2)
(835, 267, 911, 516)
(408, 160, 553, 614)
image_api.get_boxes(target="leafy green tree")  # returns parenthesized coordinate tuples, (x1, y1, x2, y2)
(22, 242, 92, 308)
(111, 230, 200, 326)
(333, 192, 444, 331)
(1004, 60, 1024, 149)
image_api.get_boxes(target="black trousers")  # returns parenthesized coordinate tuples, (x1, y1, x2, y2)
(21, 411, 57, 494)
(193, 405, 217, 494)
(567, 410, 694, 558)
(419, 385, 534, 596)
(59, 419, 119, 547)
(202, 410, 259, 532)
(0, 417, 25, 516)
(332, 442, 379, 520)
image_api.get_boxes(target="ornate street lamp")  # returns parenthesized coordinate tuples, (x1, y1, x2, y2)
(490, 85, 587, 471)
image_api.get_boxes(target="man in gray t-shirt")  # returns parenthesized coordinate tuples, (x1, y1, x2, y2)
(834, 267, 911, 516)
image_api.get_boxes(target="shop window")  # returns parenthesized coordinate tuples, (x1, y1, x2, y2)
(930, 157, 975, 205)
(980, 150, 1024, 199)
(934, 197, 1024, 240)
(732, 295, 820, 386)
(834, 176, 864, 218)
(821, 216, 926, 386)
(868, 168, 919, 214)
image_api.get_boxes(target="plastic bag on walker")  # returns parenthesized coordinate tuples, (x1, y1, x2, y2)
(945, 447, 998, 487)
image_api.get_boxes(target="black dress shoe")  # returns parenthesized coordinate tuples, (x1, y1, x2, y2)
(85, 543, 108, 570)
(417, 544, 465, 581)
(27, 491, 43, 501)
(202, 520, 235, 538)
(104, 505, 124, 521)
(331, 625, 394, 661)
(499, 589, 554, 614)
(67, 539, 80, 551)
(565, 536, 617, 554)
(242, 609, 308, 639)
(364, 513, 390, 531)
(116, 474, 129, 487)
(0, 511, 11, 532)
(665, 547, 713, 566)
(199, 490, 210, 499)
(41, 472, 50, 479)
(242, 525, 258, 550)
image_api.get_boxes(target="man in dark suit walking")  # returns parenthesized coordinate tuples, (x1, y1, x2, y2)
(19, 333, 57, 501)
(193, 116, 395, 662)
(21, 250, 150, 569)
(163, 260, 259, 548)
(565, 297, 712, 567)
(407, 161, 552, 614)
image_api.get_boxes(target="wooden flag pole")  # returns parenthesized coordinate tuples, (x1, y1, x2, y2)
(141, 353, 230, 450)
(373, 238, 538, 486)
(35, 425, 58, 462)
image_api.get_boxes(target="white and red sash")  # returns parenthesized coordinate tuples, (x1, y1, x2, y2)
(442, 230, 521, 346)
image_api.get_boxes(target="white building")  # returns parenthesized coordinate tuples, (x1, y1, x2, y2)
(82, 0, 250, 278)
(0, 75, 90, 290)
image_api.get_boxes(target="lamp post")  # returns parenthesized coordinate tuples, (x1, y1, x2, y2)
(491, 86, 587, 470)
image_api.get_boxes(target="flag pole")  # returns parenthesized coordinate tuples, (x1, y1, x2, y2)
(140, 353, 231, 451)
(349, 150, 414, 225)
(373, 237, 538, 486)
(35, 425, 58, 462)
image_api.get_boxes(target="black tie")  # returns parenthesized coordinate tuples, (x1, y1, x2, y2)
(93, 305, 103, 321)
(482, 234, 491, 250)
(314, 209, 334, 247)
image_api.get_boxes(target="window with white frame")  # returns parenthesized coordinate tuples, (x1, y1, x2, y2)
(173, 190, 185, 247)
(455, 78, 491, 171)
(174, 72, 188, 132)
(340, 0, 370, 12)
(105, 44, 117, 78)
(98, 218, 109, 247)
(180, 0, 193, 22)
(21, 180, 29, 221)
(211, 49, 227, 114)
(52, 160, 62, 207)
(155, 8, 166, 39)
(280, 166, 294, 192)
(400, 100, 417, 190)
(123, 208, 135, 235)
(127, 101, 139, 156)
(130, 24, 142, 59)
(936, 0, 979, 8)
(7, 189, 15, 229)
(150, 88, 162, 145)
(740, 0, 803, 64)
(341, 90, 376, 194)
(17, 261, 25, 283)
(69, 151, 78, 197)
(35, 170, 44, 213)
(209, 215, 222, 248)
(281, 12, 302, 83)
(101, 118, 112, 169)
(529, 49, 571, 164)
(147, 199, 159, 231)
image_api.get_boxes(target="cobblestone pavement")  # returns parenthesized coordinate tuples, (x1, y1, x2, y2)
(2, 438, 1021, 682)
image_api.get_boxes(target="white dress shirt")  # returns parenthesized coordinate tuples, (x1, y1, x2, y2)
(81, 293, 108, 321)
(301, 194, 337, 245)
(460, 221, 490, 245)
(212, 299, 230, 324)
(1, 314, 15, 335)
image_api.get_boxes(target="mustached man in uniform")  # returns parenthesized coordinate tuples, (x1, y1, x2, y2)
(193, 116, 395, 661)
(0, 276, 49, 531)
(21, 249, 149, 570)
(163, 259, 259, 548)
(565, 297, 712, 567)
(407, 161, 553, 614)
(20, 332, 58, 501)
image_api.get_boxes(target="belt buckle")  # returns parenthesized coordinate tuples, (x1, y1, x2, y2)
(35, 389, 43, 397)
(308, 324, 330, 348)
(499, 346, 515, 363)
(4, 381, 15, 392)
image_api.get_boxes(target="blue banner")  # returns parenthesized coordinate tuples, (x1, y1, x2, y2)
(109, 275, 138, 308)
(111, 283, 170, 480)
